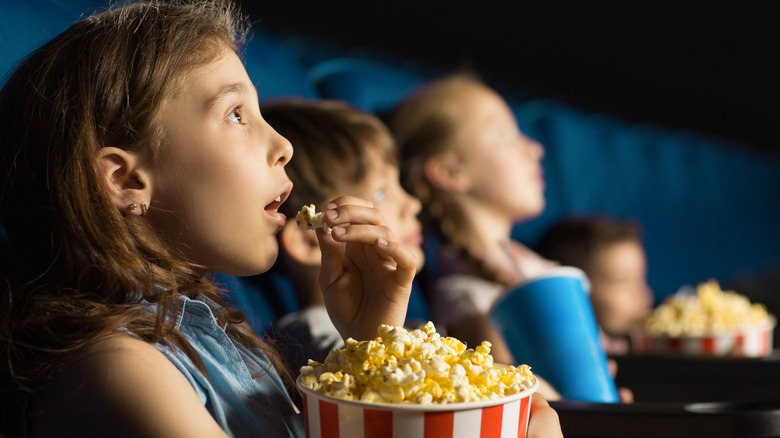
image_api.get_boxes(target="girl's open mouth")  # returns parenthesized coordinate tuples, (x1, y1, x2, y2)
(264, 182, 292, 225)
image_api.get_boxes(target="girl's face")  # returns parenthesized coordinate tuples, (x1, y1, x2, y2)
(589, 240, 654, 335)
(346, 154, 425, 271)
(148, 49, 293, 276)
(452, 85, 546, 221)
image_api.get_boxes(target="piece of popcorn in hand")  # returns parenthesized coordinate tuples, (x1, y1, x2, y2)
(296, 204, 332, 234)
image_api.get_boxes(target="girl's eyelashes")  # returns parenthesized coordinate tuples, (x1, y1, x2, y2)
(226, 105, 245, 125)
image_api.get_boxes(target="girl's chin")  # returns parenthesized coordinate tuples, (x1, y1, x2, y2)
(409, 247, 426, 273)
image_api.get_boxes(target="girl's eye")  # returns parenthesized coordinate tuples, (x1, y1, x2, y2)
(373, 190, 387, 202)
(227, 106, 244, 124)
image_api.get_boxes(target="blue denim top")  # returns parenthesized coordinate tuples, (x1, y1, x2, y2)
(149, 294, 303, 437)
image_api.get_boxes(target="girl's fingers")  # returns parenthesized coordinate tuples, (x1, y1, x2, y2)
(326, 195, 375, 208)
(370, 238, 418, 283)
(528, 393, 563, 438)
(323, 199, 385, 228)
(329, 224, 396, 245)
(316, 228, 345, 286)
(316, 228, 418, 291)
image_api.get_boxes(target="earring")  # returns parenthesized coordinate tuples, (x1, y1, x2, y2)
(140, 203, 149, 216)
(129, 202, 138, 211)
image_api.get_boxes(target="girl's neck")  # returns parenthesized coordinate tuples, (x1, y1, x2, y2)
(449, 197, 514, 264)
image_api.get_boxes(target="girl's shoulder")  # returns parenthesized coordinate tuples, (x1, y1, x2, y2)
(29, 334, 229, 438)
(507, 240, 559, 278)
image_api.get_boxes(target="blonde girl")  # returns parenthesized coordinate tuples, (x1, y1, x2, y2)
(390, 74, 558, 367)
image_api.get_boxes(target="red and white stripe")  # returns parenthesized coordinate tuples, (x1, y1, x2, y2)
(301, 392, 532, 438)
(632, 325, 773, 357)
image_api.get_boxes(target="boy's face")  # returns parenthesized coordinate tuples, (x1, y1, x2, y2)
(589, 240, 654, 335)
(345, 154, 425, 271)
(147, 49, 294, 275)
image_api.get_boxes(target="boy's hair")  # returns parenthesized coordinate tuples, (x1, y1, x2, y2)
(0, 1, 291, 424)
(535, 216, 644, 272)
(260, 98, 398, 218)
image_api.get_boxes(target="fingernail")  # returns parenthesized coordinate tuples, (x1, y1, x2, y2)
(326, 209, 338, 219)
(332, 227, 346, 235)
(325, 202, 337, 210)
(376, 237, 388, 247)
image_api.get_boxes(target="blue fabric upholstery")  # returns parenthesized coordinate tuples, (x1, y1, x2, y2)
(309, 57, 432, 115)
(0, 0, 74, 86)
(243, 30, 319, 101)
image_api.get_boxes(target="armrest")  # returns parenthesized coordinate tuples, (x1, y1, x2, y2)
(552, 399, 780, 438)
(612, 352, 780, 403)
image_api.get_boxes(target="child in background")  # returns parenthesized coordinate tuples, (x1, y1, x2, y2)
(535, 216, 654, 355)
(0, 2, 416, 436)
(254, 98, 426, 366)
(0, 2, 562, 436)
(389, 74, 558, 366)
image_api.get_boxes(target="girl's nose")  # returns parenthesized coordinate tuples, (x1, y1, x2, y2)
(270, 130, 293, 167)
(405, 189, 422, 217)
(528, 138, 545, 160)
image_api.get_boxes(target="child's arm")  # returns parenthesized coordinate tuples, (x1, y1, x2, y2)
(30, 335, 230, 438)
(315, 196, 417, 341)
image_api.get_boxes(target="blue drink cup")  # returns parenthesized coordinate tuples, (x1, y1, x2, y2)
(489, 266, 619, 402)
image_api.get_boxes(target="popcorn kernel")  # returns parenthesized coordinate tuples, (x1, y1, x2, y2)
(299, 322, 535, 404)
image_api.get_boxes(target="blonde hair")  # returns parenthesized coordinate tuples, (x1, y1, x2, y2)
(390, 74, 508, 284)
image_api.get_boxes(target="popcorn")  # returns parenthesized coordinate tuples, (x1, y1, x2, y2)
(299, 321, 535, 404)
(295, 204, 332, 234)
(641, 280, 772, 336)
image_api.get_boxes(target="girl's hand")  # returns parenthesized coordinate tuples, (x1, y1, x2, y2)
(316, 196, 417, 341)
(528, 393, 563, 438)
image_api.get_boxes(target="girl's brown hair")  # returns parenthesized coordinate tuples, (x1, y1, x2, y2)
(0, 0, 291, 429)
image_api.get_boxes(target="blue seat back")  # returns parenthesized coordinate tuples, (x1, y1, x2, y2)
(309, 57, 432, 114)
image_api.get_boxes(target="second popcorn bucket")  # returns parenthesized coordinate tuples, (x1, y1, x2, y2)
(297, 322, 539, 438)
(489, 266, 619, 403)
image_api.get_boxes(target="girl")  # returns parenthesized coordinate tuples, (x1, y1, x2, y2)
(389, 74, 559, 367)
(0, 2, 561, 437)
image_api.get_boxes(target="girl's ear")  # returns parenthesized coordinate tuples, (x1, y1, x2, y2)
(96, 147, 152, 216)
(278, 221, 322, 266)
(423, 153, 472, 193)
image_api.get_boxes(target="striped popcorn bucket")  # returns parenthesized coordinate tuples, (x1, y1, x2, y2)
(631, 317, 776, 357)
(296, 376, 538, 438)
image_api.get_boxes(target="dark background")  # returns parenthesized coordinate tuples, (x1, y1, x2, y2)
(241, 1, 779, 154)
